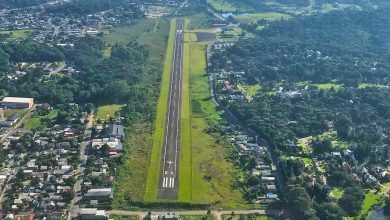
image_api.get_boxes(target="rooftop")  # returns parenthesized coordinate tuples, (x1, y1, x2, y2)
(2, 97, 34, 103)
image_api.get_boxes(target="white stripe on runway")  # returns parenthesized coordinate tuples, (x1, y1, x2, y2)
(169, 177, 173, 188)
(172, 178, 175, 188)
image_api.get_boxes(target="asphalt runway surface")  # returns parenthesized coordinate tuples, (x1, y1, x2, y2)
(157, 19, 184, 200)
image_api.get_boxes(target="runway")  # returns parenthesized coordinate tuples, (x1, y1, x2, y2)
(157, 19, 184, 200)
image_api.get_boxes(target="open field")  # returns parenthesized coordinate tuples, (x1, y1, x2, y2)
(207, 0, 240, 12)
(354, 191, 385, 219)
(0, 29, 34, 40)
(144, 19, 176, 202)
(112, 123, 154, 207)
(179, 42, 192, 202)
(233, 12, 292, 24)
(187, 43, 246, 208)
(95, 104, 125, 122)
(238, 84, 261, 97)
(296, 81, 344, 90)
(24, 110, 58, 130)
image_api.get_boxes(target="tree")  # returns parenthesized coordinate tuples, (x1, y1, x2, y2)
(316, 202, 344, 220)
(338, 186, 364, 216)
(384, 197, 390, 216)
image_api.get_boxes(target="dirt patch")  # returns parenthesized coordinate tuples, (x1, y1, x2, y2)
(195, 32, 217, 42)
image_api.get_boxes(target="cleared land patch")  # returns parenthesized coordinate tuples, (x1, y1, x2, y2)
(195, 32, 217, 42)
(233, 12, 292, 24)
(95, 104, 125, 122)
(0, 29, 34, 40)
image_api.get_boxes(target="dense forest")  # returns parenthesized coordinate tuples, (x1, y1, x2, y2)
(212, 9, 390, 86)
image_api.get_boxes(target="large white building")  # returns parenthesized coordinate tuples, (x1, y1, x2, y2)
(1, 97, 34, 109)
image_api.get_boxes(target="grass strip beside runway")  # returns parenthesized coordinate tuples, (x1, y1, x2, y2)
(178, 40, 192, 202)
(144, 19, 177, 202)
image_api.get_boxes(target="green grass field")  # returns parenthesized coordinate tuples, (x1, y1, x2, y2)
(24, 110, 58, 130)
(0, 29, 34, 40)
(296, 81, 343, 90)
(207, 0, 239, 12)
(95, 104, 125, 122)
(186, 43, 246, 208)
(355, 191, 384, 219)
(233, 12, 292, 24)
(144, 19, 177, 202)
(179, 40, 193, 202)
(238, 84, 261, 97)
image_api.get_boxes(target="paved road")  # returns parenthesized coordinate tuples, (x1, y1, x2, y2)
(1, 105, 36, 141)
(109, 209, 280, 220)
(68, 113, 94, 219)
(157, 19, 184, 200)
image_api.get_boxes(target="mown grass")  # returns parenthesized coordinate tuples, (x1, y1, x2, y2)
(234, 12, 292, 24)
(144, 19, 177, 202)
(179, 41, 192, 202)
(24, 110, 58, 130)
(0, 29, 34, 40)
(95, 104, 125, 122)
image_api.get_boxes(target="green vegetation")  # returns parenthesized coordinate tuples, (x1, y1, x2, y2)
(179, 41, 192, 202)
(108, 18, 170, 206)
(331, 188, 344, 200)
(187, 42, 245, 208)
(206, 0, 239, 12)
(355, 191, 385, 219)
(315, 83, 343, 90)
(109, 215, 139, 220)
(181, 215, 214, 220)
(24, 110, 58, 130)
(144, 19, 176, 202)
(238, 84, 261, 97)
(233, 12, 292, 24)
(95, 104, 125, 122)
(0, 29, 34, 40)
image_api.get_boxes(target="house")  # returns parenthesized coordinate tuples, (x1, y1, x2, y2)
(79, 208, 108, 220)
(109, 124, 125, 139)
(161, 213, 179, 220)
(0, 112, 20, 127)
(1, 97, 34, 109)
(92, 137, 123, 151)
(84, 188, 113, 201)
